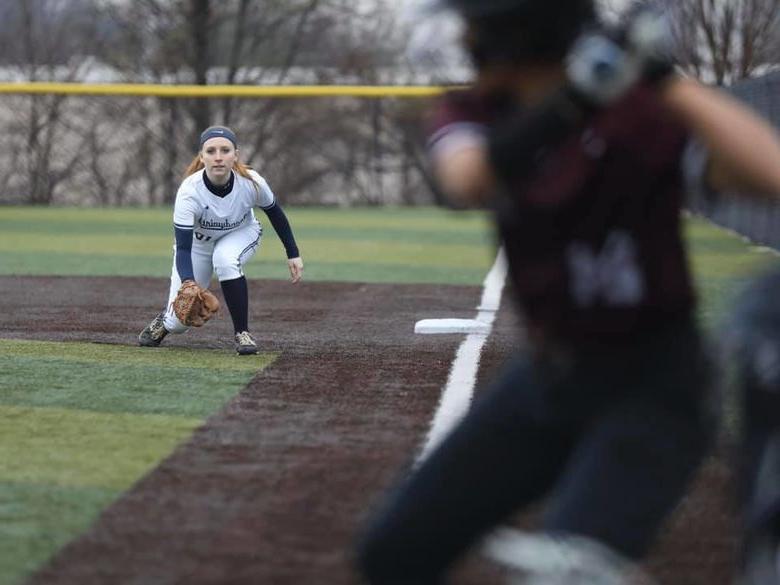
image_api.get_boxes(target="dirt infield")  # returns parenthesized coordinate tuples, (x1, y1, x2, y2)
(2, 275, 738, 584)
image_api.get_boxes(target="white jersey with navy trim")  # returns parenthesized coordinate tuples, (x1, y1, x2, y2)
(173, 169, 275, 243)
(162, 168, 272, 333)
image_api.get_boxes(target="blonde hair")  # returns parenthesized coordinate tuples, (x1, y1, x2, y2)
(184, 155, 257, 183)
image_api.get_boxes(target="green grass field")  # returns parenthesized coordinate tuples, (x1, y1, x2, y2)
(0, 339, 275, 584)
(0, 206, 496, 285)
(0, 205, 778, 584)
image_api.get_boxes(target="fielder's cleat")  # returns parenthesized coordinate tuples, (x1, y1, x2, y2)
(234, 331, 259, 355)
(138, 313, 169, 347)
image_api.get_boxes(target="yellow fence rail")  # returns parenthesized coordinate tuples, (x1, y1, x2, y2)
(0, 82, 450, 98)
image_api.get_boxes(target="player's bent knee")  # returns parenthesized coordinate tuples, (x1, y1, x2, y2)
(213, 259, 242, 282)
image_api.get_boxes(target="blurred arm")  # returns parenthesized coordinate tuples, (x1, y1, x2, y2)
(427, 92, 498, 207)
(431, 140, 496, 207)
(661, 78, 780, 197)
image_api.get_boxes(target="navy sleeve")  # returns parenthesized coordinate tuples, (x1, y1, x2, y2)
(262, 203, 300, 259)
(174, 226, 195, 281)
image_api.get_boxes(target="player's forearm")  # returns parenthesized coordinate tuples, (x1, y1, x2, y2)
(263, 203, 299, 258)
(661, 78, 780, 197)
(174, 226, 195, 281)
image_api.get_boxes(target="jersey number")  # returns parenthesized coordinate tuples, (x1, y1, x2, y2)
(194, 232, 212, 242)
(566, 231, 644, 307)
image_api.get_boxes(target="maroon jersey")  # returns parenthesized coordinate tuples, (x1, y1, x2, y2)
(429, 87, 696, 347)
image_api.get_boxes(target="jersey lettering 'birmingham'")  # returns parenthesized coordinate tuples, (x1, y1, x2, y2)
(173, 169, 276, 241)
(199, 211, 251, 231)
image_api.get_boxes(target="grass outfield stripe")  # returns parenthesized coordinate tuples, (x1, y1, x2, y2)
(0, 211, 492, 237)
(0, 247, 494, 269)
(0, 252, 178, 278)
(0, 357, 260, 417)
(289, 239, 495, 265)
(0, 405, 201, 490)
(0, 482, 119, 585)
(285, 261, 492, 285)
(0, 339, 275, 372)
(0, 206, 497, 287)
(0, 207, 170, 224)
(0, 205, 492, 232)
(0, 234, 493, 265)
(0, 221, 494, 246)
(0, 253, 495, 284)
(0, 338, 271, 584)
(0, 234, 173, 255)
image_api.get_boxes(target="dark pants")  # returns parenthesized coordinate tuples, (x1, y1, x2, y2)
(740, 365, 780, 537)
(356, 320, 714, 584)
(726, 266, 780, 539)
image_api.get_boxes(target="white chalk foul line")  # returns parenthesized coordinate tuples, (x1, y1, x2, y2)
(416, 247, 507, 463)
(413, 247, 656, 582)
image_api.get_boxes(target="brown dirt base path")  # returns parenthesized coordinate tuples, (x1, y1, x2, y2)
(0, 275, 738, 585)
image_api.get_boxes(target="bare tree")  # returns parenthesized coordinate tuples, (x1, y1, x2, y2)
(628, 0, 780, 84)
(91, 0, 431, 206)
(0, 0, 107, 204)
(0, 0, 440, 206)
(189, 0, 212, 143)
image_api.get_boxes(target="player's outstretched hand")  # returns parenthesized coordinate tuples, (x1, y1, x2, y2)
(288, 257, 304, 284)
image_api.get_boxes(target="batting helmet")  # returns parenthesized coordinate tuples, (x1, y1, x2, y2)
(438, 0, 597, 65)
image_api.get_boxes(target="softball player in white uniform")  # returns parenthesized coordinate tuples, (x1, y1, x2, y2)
(139, 126, 303, 355)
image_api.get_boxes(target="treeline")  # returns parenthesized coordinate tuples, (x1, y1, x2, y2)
(0, 0, 778, 206)
(0, 0, 450, 206)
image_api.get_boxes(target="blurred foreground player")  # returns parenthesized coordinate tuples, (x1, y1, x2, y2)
(728, 266, 780, 584)
(356, 0, 780, 582)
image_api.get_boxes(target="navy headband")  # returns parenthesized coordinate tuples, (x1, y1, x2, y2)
(199, 126, 238, 148)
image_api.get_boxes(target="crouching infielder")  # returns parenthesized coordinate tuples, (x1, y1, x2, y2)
(139, 125, 303, 355)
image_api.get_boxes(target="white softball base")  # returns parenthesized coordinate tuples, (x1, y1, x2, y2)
(414, 318, 492, 335)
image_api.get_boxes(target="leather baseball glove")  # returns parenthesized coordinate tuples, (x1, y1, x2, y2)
(172, 280, 220, 327)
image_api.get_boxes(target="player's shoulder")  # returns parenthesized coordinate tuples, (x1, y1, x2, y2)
(432, 89, 481, 130)
(428, 88, 515, 146)
(178, 170, 204, 192)
(175, 171, 205, 200)
(232, 168, 264, 188)
(433, 88, 513, 124)
(247, 168, 268, 185)
(601, 83, 689, 160)
(608, 83, 686, 129)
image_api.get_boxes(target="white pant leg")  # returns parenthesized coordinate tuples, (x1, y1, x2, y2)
(211, 222, 262, 282)
(163, 243, 215, 334)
